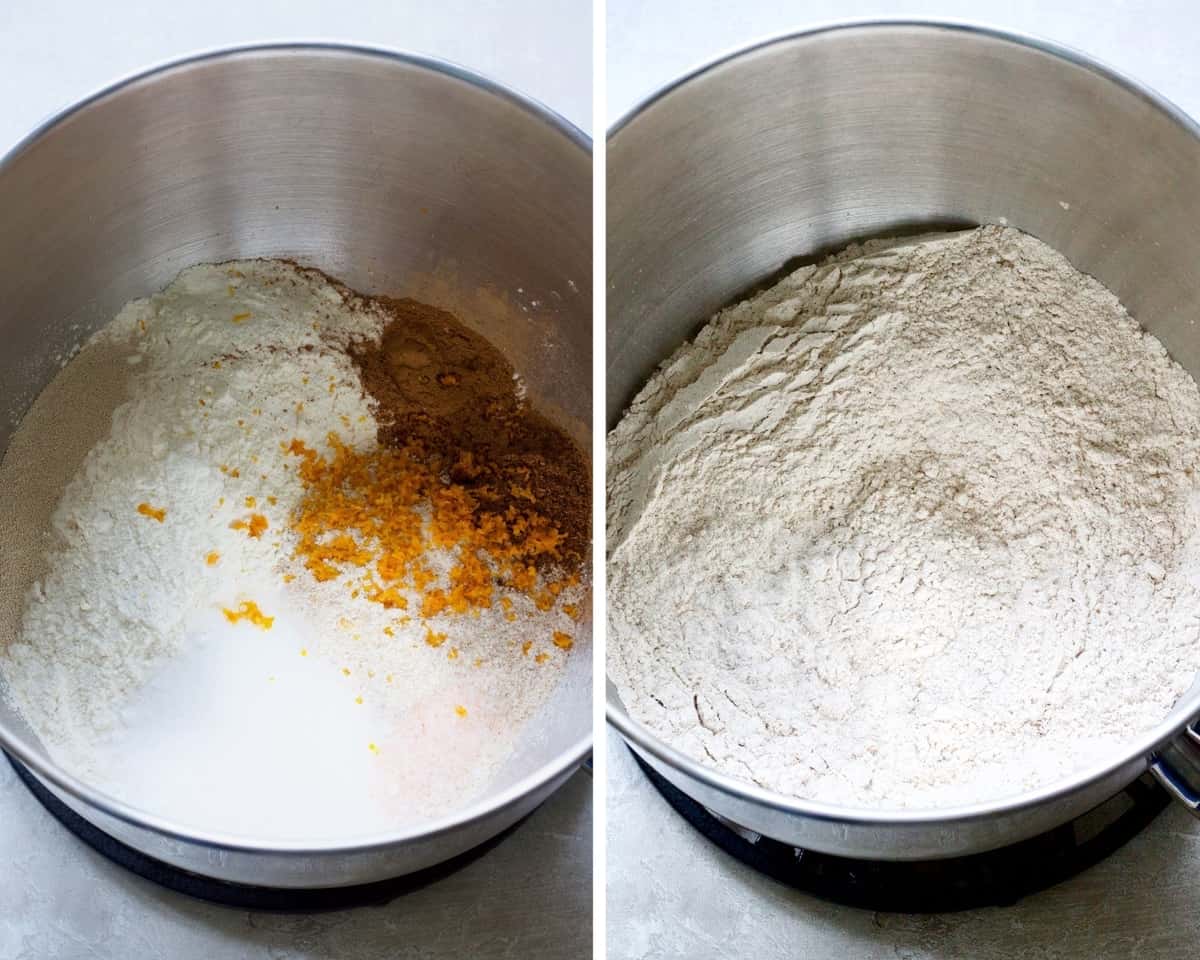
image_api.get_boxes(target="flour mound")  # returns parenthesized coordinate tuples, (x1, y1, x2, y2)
(608, 226, 1200, 809)
(0, 261, 580, 834)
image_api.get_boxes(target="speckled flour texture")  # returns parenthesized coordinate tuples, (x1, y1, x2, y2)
(608, 226, 1200, 809)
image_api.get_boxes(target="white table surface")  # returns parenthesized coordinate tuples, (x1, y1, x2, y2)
(0, 3, 592, 958)
(606, 3, 1200, 959)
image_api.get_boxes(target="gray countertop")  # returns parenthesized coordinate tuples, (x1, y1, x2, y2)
(0, 3, 591, 957)
(1, 757, 592, 959)
(607, 729, 1200, 959)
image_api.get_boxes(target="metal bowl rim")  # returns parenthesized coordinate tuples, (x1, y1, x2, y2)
(606, 17, 1200, 145)
(605, 18, 1200, 826)
(0, 41, 592, 855)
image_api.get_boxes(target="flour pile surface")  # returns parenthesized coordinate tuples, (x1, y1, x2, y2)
(608, 226, 1200, 809)
(0, 261, 582, 837)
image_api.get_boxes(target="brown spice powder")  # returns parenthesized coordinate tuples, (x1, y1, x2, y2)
(349, 298, 590, 570)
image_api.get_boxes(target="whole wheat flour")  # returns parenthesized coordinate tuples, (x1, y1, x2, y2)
(608, 225, 1200, 809)
(0, 261, 584, 837)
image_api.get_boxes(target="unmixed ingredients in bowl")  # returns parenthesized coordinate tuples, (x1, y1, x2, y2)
(0, 261, 588, 838)
(608, 225, 1200, 810)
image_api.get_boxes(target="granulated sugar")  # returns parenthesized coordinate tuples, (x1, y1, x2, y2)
(608, 226, 1200, 810)
(0, 261, 583, 838)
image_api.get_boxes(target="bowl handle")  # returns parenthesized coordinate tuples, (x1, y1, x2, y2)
(1149, 721, 1200, 815)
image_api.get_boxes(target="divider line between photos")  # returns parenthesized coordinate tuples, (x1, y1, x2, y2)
(592, 0, 608, 954)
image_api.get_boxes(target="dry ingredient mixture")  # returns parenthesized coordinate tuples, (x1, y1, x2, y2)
(0, 260, 587, 837)
(608, 226, 1200, 810)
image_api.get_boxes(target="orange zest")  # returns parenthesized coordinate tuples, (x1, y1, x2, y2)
(222, 600, 274, 629)
(230, 513, 269, 538)
(285, 432, 568, 624)
(136, 502, 166, 523)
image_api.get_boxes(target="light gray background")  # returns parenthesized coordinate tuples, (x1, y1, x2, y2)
(606, 2, 1200, 959)
(0, 2, 591, 959)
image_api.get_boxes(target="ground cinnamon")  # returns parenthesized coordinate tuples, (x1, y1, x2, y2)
(349, 297, 590, 570)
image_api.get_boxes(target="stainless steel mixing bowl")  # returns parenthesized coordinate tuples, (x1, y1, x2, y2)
(0, 44, 591, 887)
(607, 21, 1200, 860)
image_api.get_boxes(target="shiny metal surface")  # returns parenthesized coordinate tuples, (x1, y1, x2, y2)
(0, 44, 591, 887)
(607, 21, 1200, 860)
(1150, 722, 1200, 814)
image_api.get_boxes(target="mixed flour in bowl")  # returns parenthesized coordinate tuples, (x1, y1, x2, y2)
(608, 225, 1200, 809)
(0, 261, 588, 838)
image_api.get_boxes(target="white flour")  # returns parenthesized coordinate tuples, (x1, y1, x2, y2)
(608, 226, 1200, 809)
(0, 261, 578, 838)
